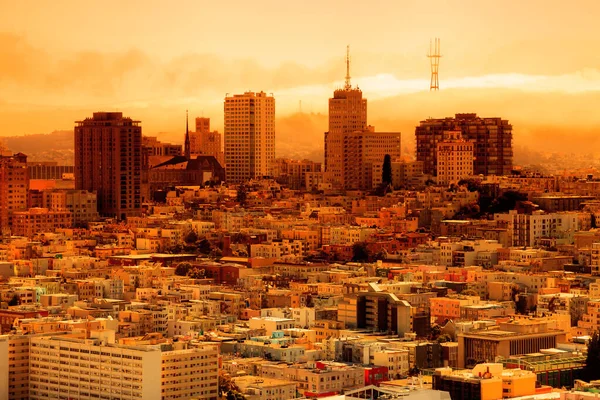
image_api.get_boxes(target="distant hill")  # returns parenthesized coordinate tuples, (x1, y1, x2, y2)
(3, 130, 74, 164)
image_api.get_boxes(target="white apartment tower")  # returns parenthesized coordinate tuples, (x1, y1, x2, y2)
(224, 92, 275, 183)
(436, 130, 474, 186)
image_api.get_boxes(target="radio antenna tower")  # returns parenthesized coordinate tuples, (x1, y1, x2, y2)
(344, 45, 352, 90)
(427, 38, 441, 91)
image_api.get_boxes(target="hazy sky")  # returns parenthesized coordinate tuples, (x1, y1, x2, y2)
(2, 0, 600, 144)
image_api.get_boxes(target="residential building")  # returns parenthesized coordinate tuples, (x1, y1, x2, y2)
(190, 117, 224, 166)
(224, 92, 275, 183)
(0, 153, 29, 234)
(436, 130, 474, 186)
(416, 113, 513, 177)
(74, 112, 142, 219)
(28, 332, 219, 400)
(11, 208, 72, 237)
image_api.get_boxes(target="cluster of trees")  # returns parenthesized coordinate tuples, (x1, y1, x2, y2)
(352, 242, 386, 263)
(174, 262, 206, 279)
(452, 179, 529, 219)
(583, 331, 600, 382)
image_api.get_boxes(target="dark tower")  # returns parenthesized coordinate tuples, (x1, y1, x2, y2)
(184, 109, 191, 160)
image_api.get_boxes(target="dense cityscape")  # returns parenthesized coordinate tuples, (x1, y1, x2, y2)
(3, 2, 600, 400)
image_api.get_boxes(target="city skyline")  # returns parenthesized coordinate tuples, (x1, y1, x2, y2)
(2, 0, 600, 158)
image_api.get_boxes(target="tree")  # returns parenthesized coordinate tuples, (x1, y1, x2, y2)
(184, 230, 198, 245)
(8, 294, 19, 306)
(197, 238, 213, 255)
(461, 289, 479, 297)
(352, 242, 371, 262)
(382, 154, 392, 187)
(187, 267, 206, 280)
(583, 331, 600, 382)
(488, 190, 528, 214)
(236, 184, 248, 206)
(174, 262, 192, 276)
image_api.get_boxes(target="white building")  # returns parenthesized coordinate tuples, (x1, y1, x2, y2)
(28, 331, 219, 400)
(224, 91, 275, 183)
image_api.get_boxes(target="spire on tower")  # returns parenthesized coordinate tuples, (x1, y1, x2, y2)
(344, 45, 352, 90)
(184, 109, 191, 159)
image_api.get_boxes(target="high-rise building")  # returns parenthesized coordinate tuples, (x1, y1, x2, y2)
(0, 153, 29, 235)
(324, 47, 400, 190)
(416, 113, 513, 177)
(436, 130, 474, 186)
(74, 112, 142, 219)
(324, 49, 367, 189)
(190, 117, 225, 166)
(224, 92, 275, 183)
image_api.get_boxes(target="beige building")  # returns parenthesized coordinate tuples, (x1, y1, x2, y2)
(0, 153, 29, 235)
(392, 160, 425, 189)
(324, 81, 367, 189)
(28, 331, 219, 400)
(457, 319, 567, 368)
(40, 189, 99, 224)
(324, 50, 400, 190)
(224, 92, 275, 183)
(373, 349, 410, 379)
(436, 130, 474, 186)
(232, 376, 298, 400)
(11, 208, 72, 237)
(190, 117, 224, 166)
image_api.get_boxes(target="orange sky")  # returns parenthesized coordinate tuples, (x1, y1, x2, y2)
(2, 0, 600, 154)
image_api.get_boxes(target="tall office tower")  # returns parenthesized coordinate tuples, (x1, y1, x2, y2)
(0, 153, 29, 234)
(224, 92, 275, 183)
(416, 113, 513, 177)
(436, 130, 474, 186)
(74, 112, 142, 219)
(325, 47, 400, 190)
(190, 117, 225, 166)
(324, 47, 367, 189)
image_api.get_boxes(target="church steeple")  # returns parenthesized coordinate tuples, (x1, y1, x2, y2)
(184, 109, 191, 159)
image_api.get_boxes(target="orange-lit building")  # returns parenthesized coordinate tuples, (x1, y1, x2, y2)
(11, 208, 72, 237)
(190, 117, 224, 167)
(224, 92, 275, 183)
(416, 113, 513, 177)
(436, 130, 474, 186)
(0, 153, 29, 235)
(75, 112, 142, 219)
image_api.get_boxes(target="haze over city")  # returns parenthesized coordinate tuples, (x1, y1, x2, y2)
(2, 0, 600, 159)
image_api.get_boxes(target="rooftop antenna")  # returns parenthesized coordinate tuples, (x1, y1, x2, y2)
(427, 38, 441, 91)
(344, 45, 352, 90)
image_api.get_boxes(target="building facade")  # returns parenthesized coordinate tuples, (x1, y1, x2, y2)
(74, 112, 142, 219)
(28, 333, 219, 400)
(190, 117, 224, 167)
(436, 131, 474, 186)
(416, 113, 512, 177)
(224, 92, 275, 183)
(0, 153, 29, 235)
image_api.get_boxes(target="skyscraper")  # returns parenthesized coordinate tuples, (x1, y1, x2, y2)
(224, 92, 275, 183)
(324, 47, 400, 190)
(324, 47, 367, 189)
(74, 112, 142, 219)
(416, 113, 513, 177)
(0, 152, 29, 234)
